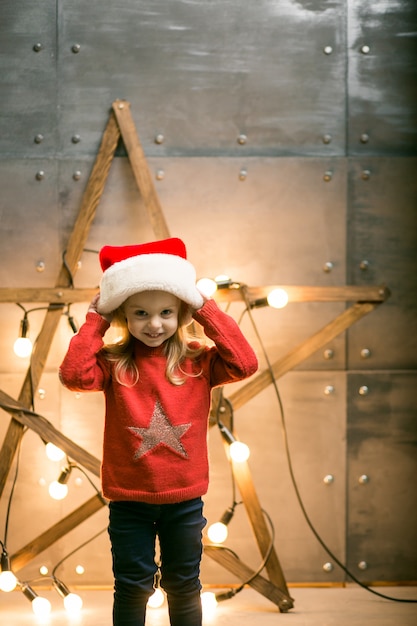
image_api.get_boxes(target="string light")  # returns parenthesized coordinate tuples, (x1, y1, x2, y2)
(207, 505, 236, 544)
(13, 312, 32, 358)
(52, 577, 83, 614)
(48, 465, 72, 500)
(218, 422, 250, 463)
(0, 550, 17, 592)
(201, 591, 218, 618)
(45, 442, 66, 462)
(147, 568, 165, 608)
(21, 583, 52, 618)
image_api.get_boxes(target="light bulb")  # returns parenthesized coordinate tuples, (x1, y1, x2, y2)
(45, 443, 66, 462)
(207, 522, 228, 544)
(0, 569, 18, 592)
(49, 481, 69, 500)
(201, 591, 217, 617)
(267, 288, 289, 309)
(13, 336, 33, 358)
(63, 592, 83, 613)
(196, 278, 217, 298)
(229, 440, 250, 463)
(32, 595, 52, 617)
(147, 587, 165, 608)
(0, 552, 17, 592)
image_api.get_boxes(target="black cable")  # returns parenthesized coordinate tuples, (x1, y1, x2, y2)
(240, 287, 417, 604)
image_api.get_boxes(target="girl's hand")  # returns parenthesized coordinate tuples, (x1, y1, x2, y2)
(88, 293, 113, 323)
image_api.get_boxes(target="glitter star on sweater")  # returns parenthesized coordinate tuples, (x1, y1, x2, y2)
(128, 401, 191, 460)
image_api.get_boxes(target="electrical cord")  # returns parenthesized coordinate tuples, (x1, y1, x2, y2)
(240, 287, 417, 603)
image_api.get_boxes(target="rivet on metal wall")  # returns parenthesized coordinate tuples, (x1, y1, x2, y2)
(323, 171, 333, 182)
(35, 171, 45, 181)
(323, 46, 333, 55)
(36, 261, 45, 272)
(361, 169, 371, 180)
(358, 474, 370, 485)
(239, 169, 247, 181)
(155, 169, 165, 181)
(237, 134, 247, 145)
(322, 134, 332, 144)
(72, 44, 81, 53)
(359, 260, 369, 271)
(358, 561, 368, 570)
(323, 348, 334, 360)
(323, 261, 333, 273)
(34, 134, 44, 144)
(323, 562, 334, 572)
(360, 133, 370, 144)
(73, 171, 82, 181)
(360, 45, 371, 54)
(359, 385, 369, 396)
(155, 134, 164, 144)
(324, 385, 335, 395)
(323, 474, 334, 485)
(72, 134, 81, 144)
(33, 43, 43, 52)
(360, 348, 371, 359)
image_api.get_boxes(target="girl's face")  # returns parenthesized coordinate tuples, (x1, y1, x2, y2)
(123, 290, 180, 347)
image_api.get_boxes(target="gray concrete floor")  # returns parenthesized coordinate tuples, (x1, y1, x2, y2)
(1, 585, 416, 625)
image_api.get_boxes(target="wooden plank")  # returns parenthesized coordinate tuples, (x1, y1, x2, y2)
(112, 100, 170, 240)
(228, 302, 380, 411)
(0, 389, 101, 477)
(0, 287, 97, 304)
(203, 544, 293, 611)
(230, 457, 290, 595)
(0, 111, 120, 499)
(214, 284, 390, 304)
(10, 495, 106, 572)
(0, 284, 390, 305)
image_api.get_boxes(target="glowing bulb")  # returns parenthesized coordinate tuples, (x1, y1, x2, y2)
(63, 592, 83, 613)
(229, 441, 250, 463)
(0, 570, 17, 592)
(31, 596, 52, 617)
(147, 587, 165, 608)
(201, 591, 217, 617)
(267, 288, 288, 309)
(13, 337, 33, 358)
(207, 522, 228, 544)
(75, 565, 85, 575)
(196, 278, 217, 298)
(48, 480, 69, 500)
(45, 443, 66, 462)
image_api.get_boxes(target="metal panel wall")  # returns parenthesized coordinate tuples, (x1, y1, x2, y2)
(0, 0, 416, 588)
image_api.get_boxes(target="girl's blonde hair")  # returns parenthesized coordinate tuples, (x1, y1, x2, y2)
(102, 299, 205, 386)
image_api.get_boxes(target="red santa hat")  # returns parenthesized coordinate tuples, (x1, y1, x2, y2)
(97, 238, 204, 314)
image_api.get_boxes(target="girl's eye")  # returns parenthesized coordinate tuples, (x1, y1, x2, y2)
(134, 310, 147, 317)
(161, 309, 172, 316)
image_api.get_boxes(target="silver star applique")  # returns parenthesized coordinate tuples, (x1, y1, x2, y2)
(128, 401, 191, 460)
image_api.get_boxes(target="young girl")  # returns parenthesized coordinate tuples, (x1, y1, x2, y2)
(59, 238, 258, 626)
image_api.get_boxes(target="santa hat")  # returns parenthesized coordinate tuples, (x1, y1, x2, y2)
(97, 238, 204, 314)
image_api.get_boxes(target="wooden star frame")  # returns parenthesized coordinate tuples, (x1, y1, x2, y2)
(0, 100, 389, 612)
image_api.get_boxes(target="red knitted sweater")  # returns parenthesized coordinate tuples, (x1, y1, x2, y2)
(59, 299, 258, 504)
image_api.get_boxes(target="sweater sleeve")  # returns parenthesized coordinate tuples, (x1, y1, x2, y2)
(59, 312, 111, 391)
(192, 299, 258, 387)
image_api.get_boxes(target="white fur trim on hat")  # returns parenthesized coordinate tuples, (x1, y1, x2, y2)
(97, 252, 204, 314)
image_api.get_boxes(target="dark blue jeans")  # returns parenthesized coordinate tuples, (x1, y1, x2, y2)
(108, 497, 206, 626)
